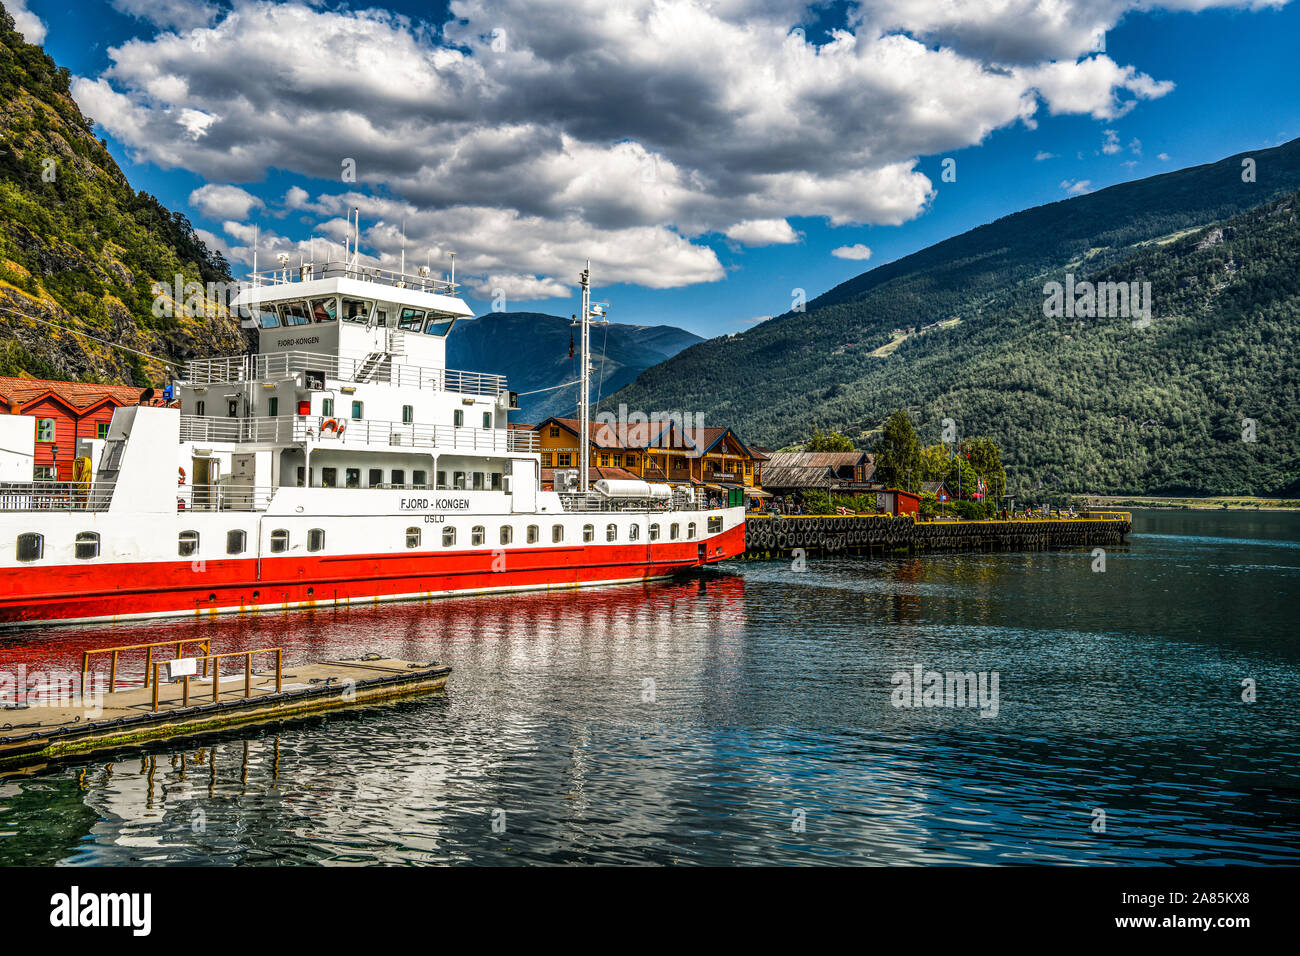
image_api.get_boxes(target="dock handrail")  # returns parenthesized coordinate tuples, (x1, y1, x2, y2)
(81, 638, 212, 698)
(151, 647, 283, 712)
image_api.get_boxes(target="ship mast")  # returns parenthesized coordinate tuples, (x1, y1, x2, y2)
(579, 261, 592, 494)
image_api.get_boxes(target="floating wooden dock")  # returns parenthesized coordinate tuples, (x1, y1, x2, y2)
(742, 512, 1130, 558)
(0, 640, 450, 772)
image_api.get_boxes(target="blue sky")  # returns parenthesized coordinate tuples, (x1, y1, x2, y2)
(16, 0, 1300, 337)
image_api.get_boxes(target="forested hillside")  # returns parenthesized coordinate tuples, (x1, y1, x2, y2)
(609, 140, 1300, 496)
(0, 4, 241, 385)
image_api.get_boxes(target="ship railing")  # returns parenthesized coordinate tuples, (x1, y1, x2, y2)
(0, 481, 115, 512)
(183, 351, 505, 396)
(294, 416, 539, 453)
(178, 483, 276, 513)
(557, 490, 712, 513)
(180, 415, 295, 444)
(247, 259, 457, 295)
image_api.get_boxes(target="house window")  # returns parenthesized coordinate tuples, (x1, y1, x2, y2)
(482, 411, 491, 429)
(368, 468, 384, 487)
(391, 469, 405, 487)
(629, 524, 640, 541)
(454, 409, 464, 427)
(33, 466, 55, 481)
(270, 529, 289, 553)
(472, 472, 484, 490)
(670, 523, 680, 540)
(442, 527, 456, 547)
(552, 525, 563, 543)
(453, 471, 466, 489)
(268, 397, 279, 417)
(472, 526, 485, 546)
(195, 401, 206, 416)
(97, 422, 110, 439)
(351, 400, 363, 420)
(549, 426, 560, 437)
(321, 467, 338, 488)
(227, 530, 246, 555)
(75, 532, 100, 560)
(708, 517, 723, 534)
(407, 527, 421, 549)
(413, 470, 427, 488)
(625, 454, 636, 467)
(527, 525, 539, 544)
(36, 418, 55, 442)
(556, 453, 572, 468)
(345, 468, 360, 489)
(322, 398, 334, 417)
(687, 522, 697, 539)
(500, 526, 513, 545)
(402, 405, 413, 424)
(308, 528, 326, 552)
(649, 524, 660, 541)
(541, 453, 553, 467)
(178, 530, 200, 557)
(599, 454, 610, 467)
(16, 533, 42, 562)
(583, 524, 594, 543)
(606, 523, 617, 542)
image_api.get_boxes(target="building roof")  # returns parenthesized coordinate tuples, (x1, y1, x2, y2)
(0, 375, 150, 413)
(761, 451, 877, 490)
(764, 451, 872, 469)
(921, 481, 950, 495)
(536, 416, 766, 459)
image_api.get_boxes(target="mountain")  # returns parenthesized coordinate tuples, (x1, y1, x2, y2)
(0, 5, 241, 386)
(446, 311, 702, 422)
(608, 139, 1300, 496)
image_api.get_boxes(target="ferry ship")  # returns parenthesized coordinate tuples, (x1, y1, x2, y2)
(0, 252, 745, 628)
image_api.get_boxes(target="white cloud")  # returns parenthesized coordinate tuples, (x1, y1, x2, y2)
(1157, 152, 1171, 161)
(1102, 129, 1122, 154)
(70, 0, 1269, 292)
(831, 244, 873, 261)
(189, 184, 264, 221)
(1061, 179, 1093, 195)
(110, 0, 219, 31)
(469, 274, 571, 300)
(1034, 150, 1057, 161)
(7, 0, 46, 43)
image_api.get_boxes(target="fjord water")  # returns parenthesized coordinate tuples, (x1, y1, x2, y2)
(1, 509, 1296, 866)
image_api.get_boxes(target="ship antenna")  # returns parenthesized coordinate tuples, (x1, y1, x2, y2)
(252, 223, 259, 286)
(579, 260, 591, 494)
(449, 251, 455, 289)
(401, 218, 406, 277)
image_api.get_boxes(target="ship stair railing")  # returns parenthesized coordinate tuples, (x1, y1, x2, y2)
(0, 480, 115, 512)
(355, 352, 392, 383)
(184, 351, 504, 396)
(177, 482, 276, 513)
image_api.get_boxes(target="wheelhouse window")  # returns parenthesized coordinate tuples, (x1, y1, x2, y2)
(36, 418, 55, 442)
(178, 530, 200, 557)
(278, 301, 311, 326)
(75, 532, 99, 560)
(442, 527, 456, 547)
(583, 524, 594, 543)
(227, 529, 247, 555)
(552, 525, 564, 543)
(406, 527, 421, 549)
(255, 308, 280, 329)
(16, 532, 42, 562)
(342, 298, 373, 323)
(398, 307, 425, 331)
(500, 526, 513, 545)
(423, 314, 454, 336)
(270, 529, 289, 553)
(310, 297, 337, 322)
(606, 523, 617, 542)
(527, 525, 539, 544)
(472, 526, 485, 546)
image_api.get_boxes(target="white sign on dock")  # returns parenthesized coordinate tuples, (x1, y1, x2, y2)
(166, 658, 198, 680)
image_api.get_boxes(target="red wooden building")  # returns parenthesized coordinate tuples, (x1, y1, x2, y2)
(0, 376, 150, 481)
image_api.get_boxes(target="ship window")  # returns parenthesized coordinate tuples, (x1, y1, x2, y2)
(552, 524, 563, 543)
(255, 308, 280, 329)
(491, 472, 502, 491)
(472, 526, 485, 546)
(268, 397, 278, 417)
(472, 472, 484, 490)
(310, 297, 337, 322)
(454, 409, 464, 427)
(406, 527, 421, 549)
(36, 418, 55, 442)
(342, 298, 373, 324)
(402, 404, 413, 424)
(413, 470, 427, 488)
(436, 471, 448, 489)
(322, 398, 334, 417)
(583, 524, 594, 543)
(527, 525, 539, 544)
(649, 523, 660, 541)
(398, 308, 425, 331)
(670, 523, 679, 540)
(351, 401, 363, 420)
(195, 401, 205, 417)
(391, 469, 405, 487)
(321, 468, 338, 488)
(453, 471, 466, 490)
(278, 301, 311, 326)
(606, 523, 617, 542)
(423, 314, 454, 336)
(483, 412, 492, 429)
(228, 399, 238, 417)
(368, 468, 383, 488)
(375, 308, 389, 326)
(178, 530, 200, 557)
(687, 522, 697, 539)
(75, 532, 100, 560)
(16, 533, 43, 561)
(297, 467, 306, 487)
(270, 529, 289, 552)
(308, 528, 326, 552)
(227, 529, 246, 555)
(442, 527, 456, 547)
(345, 468, 360, 489)
(629, 524, 640, 541)
(500, 526, 513, 545)
(708, 517, 723, 534)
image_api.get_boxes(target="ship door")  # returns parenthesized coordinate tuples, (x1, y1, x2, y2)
(511, 458, 537, 513)
(230, 453, 256, 511)
(192, 456, 218, 512)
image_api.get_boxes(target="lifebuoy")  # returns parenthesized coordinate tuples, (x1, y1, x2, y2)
(321, 418, 341, 436)
(178, 466, 186, 486)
